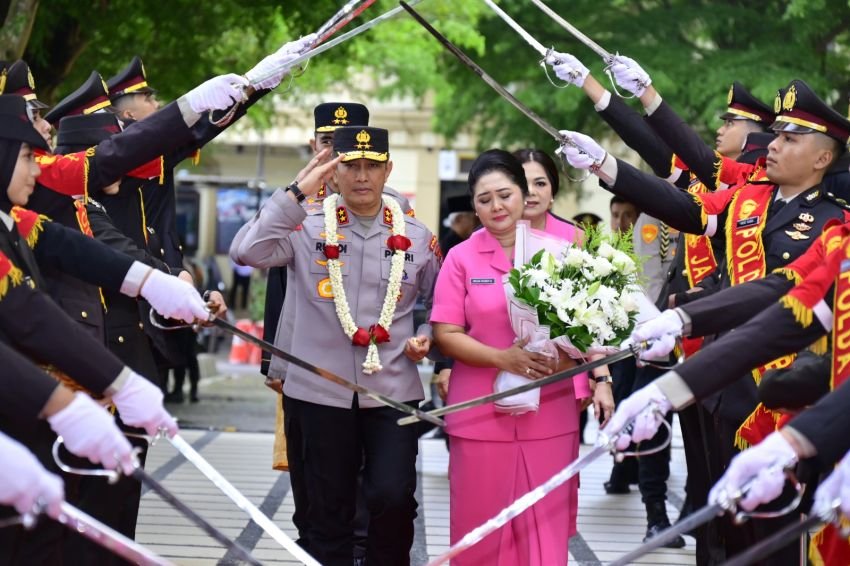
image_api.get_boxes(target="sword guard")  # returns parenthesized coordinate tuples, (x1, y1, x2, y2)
(52, 437, 142, 484)
(733, 468, 805, 523)
(603, 53, 640, 101)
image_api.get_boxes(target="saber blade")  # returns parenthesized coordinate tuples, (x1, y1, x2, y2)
(427, 443, 610, 566)
(314, 0, 377, 44)
(398, 347, 635, 425)
(528, 0, 613, 62)
(55, 502, 175, 566)
(213, 318, 444, 426)
(248, 0, 425, 87)
(400, 0, 563, 142)
(724, 513, 823, 566)
(610, 503, 723, 565)
(169, 435, 322, 566)
(481, 0, 548, 57)
(132, 467, 262, 565)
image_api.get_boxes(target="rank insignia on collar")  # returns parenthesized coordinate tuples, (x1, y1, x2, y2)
(336, 206, 349, 225)
(316, 185, 327, 199)
(799, 212, 815, 223)
(793, 222, 812, 231)
(806, 190, 819, 201)
(785, 230, 810, 240)
(383, 206, 393, 226)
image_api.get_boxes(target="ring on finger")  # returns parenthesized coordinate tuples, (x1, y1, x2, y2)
(526, 368, 532, 376)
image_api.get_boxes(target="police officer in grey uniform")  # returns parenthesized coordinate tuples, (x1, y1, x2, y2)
(231, 126, 440, 566)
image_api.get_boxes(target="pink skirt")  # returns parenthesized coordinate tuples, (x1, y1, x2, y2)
(449, 433, 578, 566)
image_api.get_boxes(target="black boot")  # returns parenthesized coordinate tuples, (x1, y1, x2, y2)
(643, 501, 686, 548)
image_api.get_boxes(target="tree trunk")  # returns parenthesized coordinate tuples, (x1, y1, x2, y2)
(0, 0, 39, 61)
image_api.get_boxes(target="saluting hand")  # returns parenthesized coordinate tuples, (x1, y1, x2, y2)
(497, 338, 556, 380)
(404, 335, 431, 362)
(291, 150, 343, 199)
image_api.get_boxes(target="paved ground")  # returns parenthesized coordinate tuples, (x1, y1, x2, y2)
(138, 356, 695, 565)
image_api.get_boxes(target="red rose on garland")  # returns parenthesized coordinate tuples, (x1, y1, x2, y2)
(386, 235, 412, 252)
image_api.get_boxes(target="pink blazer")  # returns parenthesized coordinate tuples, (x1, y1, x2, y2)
(541, 214, 592, 400)
(431, 228, 578, 442)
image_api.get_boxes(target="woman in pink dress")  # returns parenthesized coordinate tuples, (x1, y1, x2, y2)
(431, 150, 608, 565)
(514, 148, 616, 537)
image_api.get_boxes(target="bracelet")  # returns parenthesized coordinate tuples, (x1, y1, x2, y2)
(286, 181, 306, 203)
(592, 374, 613, 384)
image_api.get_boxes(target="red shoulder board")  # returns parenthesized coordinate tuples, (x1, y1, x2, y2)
(406, 208, 416, 218)
(428, 235, 437, 251)
(316, 184, 327, 199)
(0, 250, 24, 300)
(336, 206, 349, 226)
(382, 206, 393, 226)
(10, 206, 47, 248)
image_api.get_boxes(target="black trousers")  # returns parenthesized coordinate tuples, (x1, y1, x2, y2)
(632, 364, 674, 505)
(608, 359, 638, 485)
(284, 395, 419, 566)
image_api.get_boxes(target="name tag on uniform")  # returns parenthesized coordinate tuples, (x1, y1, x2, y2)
(470, 278, 496, 285)
(736, 216, 759, 229)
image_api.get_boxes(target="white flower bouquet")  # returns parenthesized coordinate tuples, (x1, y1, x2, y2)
(494, 222, 642, 414)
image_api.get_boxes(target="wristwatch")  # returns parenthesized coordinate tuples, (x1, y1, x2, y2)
(592, 374, 613, 384)
(286, 181, 306, 203)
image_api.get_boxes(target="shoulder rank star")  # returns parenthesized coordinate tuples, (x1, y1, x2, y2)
(799, 212, 815, 223)
(785, 230, 810, 240)
(792, 222, 812, 232)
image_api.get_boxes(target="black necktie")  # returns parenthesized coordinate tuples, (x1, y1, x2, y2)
(770, 198, 786, 217)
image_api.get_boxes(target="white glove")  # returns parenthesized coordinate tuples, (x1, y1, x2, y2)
(546, 51, 589, 87)
(47, 393, 136, 474)
(140, 269, 211, 324)
(812, 450, 850, 519)
(558, 130, 607, 170)
(709, 432, 798, 511)
(184, 73, 250, 114)
(609, 55, 651, 97)
(246, 34, 317, 89)
(601, 382, 672, 450)
(112, 371, 178, 437)
(0, 432, 64, 517)
(632, 310, 684, 360)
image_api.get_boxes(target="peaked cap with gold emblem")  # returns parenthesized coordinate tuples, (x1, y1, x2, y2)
(720, 81, 774, 124)
(4, 60, 48, 109)
(44, 71, 112, 126)
(314, 102, 369, 133)
(770, 79, 850, 144)
(106, 56, 157, 102)
(333, 126, 389, 162)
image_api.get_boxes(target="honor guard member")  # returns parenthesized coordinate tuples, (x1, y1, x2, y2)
(2, 60, 52, 146)
(563, 79, 850, 565)
(106, 40, 310, 383)
(231, 126, 440, 566)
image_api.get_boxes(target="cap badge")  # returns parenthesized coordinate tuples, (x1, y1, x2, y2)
(799, 212, 815, 223)
(333, 106, 349, 125)
(783, 85, 797, 112)
(785, 230, 809, 240)
(100, 77, 109, 95)
(26, 68, 35, 90)
(727, 85, 734, 105)
(140, 61, 147, 79)
(0, 69, 6, 94)
(355, 129, 372, 149)
(774, 92, 782, 114)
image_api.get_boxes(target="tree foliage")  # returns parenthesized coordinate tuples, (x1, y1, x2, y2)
(8, 0, 850, 190)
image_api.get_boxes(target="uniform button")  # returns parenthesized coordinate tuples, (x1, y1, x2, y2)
(179, 245, 183, 251)
(160, 248, 165, 255)
(81, 311, 88, 319)
(118, 336, 125, 343)
(681, 269, 687, 277)
(782, 252, 790, 260)
(139, 322, 144, 330)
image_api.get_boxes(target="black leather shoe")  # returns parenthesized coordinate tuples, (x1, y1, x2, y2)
(643, 522, 686, 548)
(353, 558, 366, 566)
(603, 480, 630, 494)
(164, 392, 184, 404)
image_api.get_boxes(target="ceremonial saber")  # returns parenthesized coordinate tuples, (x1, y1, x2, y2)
(427, 418, 672, 566)
(397, 346, 636, 425)
(167, 434, 321, 566)
(246, 0, 425, 88)
(54, 502, 176, 566)
(611, 466, 805, 565)
(52, 438, 262, 566)
(724, 513, 824, 566)
(480, 0, 556, 61)
(527, 0, 650, 97)
(313, 0, 377, 45)
(212, 317, 444, 427)
(609, 503, 723, 565)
